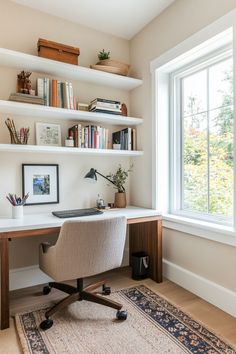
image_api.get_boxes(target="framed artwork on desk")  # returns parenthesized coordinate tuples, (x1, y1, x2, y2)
(22, 164, 59, 205)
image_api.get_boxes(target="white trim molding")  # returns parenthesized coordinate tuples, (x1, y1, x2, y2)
(9, 265, 52, 291)
(163, 259, 236, 318)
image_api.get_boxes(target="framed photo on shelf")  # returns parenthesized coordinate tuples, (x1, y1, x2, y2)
(22, 164, 59, 205)
(36, 123, 61, 146)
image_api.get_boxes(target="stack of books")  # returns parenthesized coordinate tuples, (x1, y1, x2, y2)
(112, 128, 136, 151)
(89, 98, 122, 115)
(37, 78, 76, 109)
(9, 93, 44, 105)
(68, 124, 109, 149)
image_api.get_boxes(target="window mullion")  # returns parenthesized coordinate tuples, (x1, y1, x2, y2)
(207, 68, 210, 214)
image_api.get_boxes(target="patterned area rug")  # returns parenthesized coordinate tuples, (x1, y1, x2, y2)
(15, 285, 236, 354)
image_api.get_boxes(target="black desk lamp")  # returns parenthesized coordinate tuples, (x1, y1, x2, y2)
(84, 168, 118, 189)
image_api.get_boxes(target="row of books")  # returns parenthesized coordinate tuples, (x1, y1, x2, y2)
(37, 78, 76, 109)
(112, 128, 137, 151)
(89, 98, 122, 115)
(68, 124, 109, 149)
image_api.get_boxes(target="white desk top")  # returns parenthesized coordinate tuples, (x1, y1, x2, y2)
(0, 206, 161, 233)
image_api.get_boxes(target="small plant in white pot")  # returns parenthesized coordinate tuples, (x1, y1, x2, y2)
(113, 139, 121, 150)
(107, 165, 132, 208)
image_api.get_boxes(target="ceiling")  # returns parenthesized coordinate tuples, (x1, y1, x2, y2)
(10, 0, 175, 39)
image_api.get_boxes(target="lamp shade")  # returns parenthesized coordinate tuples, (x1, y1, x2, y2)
(84, 168, 97, 181)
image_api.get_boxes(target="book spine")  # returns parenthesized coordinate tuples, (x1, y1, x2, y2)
(105, 129, 109, 149)
(91, 98, 120, 105)
(43, 78, 47, 105)
(69, 82, 74, 109)
(52, 79, 58, 107)
(47, 78, 50, 106)
(78, 124, 82, 148)
(91, 109, 122, 115)
(81, 127, 85, 148)
(90, 105, 121, 112)
(128, 127, 132, 151)
(90, 102, 121, 110)
(37, 78, 44, 98)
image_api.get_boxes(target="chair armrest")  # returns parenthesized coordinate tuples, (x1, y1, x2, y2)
(40, 242, 52, 253)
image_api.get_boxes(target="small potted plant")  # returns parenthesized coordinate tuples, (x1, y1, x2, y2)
(91, 49, 130, 76)
(98, 49, 111, 62)
(107, 165, 132, 208)
(113, 139, 121, 150)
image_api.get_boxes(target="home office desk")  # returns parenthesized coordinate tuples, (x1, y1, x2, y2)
(0, 206, 162, 330)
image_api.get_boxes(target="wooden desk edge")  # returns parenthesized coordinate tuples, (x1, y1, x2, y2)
(0, 215, 161, 239)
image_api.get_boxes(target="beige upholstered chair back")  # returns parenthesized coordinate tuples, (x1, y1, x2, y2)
(39, 217, 127, 282)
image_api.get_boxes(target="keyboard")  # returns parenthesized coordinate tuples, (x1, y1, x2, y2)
(52, 208, 103, 218)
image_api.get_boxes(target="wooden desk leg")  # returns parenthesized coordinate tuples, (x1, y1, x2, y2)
(129, 220, 162, 283)
(0, 238, 9, 330)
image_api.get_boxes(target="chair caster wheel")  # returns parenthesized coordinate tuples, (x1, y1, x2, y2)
(102, 285, 111, 295)
(43, 286, 51, 295)
(40, 318, 53, 330)
(116, 310, 128, 321)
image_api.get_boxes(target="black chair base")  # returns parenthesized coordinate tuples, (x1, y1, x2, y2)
(40, 278, 127, 330)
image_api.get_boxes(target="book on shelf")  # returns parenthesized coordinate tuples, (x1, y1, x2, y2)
(112, 127, 136, 150)
(37, 78, 76, 109)
(89, 97, 122, 115)
(90, 98, 120, 105)
(9, 93, 44, 105)
(68, 123, 109, 149)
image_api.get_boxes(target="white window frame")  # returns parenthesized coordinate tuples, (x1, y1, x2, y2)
(150, 9, 236, 246)
(170, 47, 233, 225)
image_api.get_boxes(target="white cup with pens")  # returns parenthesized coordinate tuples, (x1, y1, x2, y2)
(6, 193, 29, 219)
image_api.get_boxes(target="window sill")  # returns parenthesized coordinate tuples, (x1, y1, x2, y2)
(162, 213, 236, 247)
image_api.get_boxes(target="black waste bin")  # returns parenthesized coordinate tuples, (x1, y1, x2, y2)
(131, 251, 149, 280)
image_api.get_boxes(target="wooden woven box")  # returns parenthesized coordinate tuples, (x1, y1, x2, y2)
(37, 38, 80, 65)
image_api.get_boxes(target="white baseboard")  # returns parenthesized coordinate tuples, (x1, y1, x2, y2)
(163, 259, 236, 318)
(10, 265, 53, 291)
(9, 247, 130, 291)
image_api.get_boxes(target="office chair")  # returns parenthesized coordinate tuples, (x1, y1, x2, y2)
(39, 216, 127, 330)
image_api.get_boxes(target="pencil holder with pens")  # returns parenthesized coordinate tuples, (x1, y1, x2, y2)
(6, 193, 29, 219)
(5, 118, 30, 145)
(12, 205, 23, 219)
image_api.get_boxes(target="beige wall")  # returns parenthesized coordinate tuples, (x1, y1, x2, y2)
(0, 0, 132, 269)
(130, 0, 236, 292)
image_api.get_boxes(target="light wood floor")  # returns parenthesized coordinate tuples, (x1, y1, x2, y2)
(1, 267, 236, 354)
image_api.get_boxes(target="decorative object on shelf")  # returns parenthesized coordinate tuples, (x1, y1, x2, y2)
(90, 49, 130, 76)
(65, 136, 74, 147)
(9, 93, 44, 105)
(84, 165, 132, 208)
(22, 164, 59, 205)
(113, 140, 121, 150)
(17, 70, 32, 94)
(37, 38, 80, 65)
(36, 123, 61, 146)
(89, 98, 122, 115)
(121, 103, 128, 116)
(5, 118, 30, 145)
(6, 192, 29, 219)
(98, 49, 111, 61)
(78, 103, 89, 111)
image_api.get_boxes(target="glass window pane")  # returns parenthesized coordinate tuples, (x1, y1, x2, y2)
(209, 106, 233, 217)
(182, 113, 208, 212)
(209, 58, 233, 110)
(183, 70, 207, 116)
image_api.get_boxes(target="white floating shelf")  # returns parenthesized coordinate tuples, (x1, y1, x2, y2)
(0, 48, 142, 91)
(0, 100, 143, 126)
(0, 144, 143, 157)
